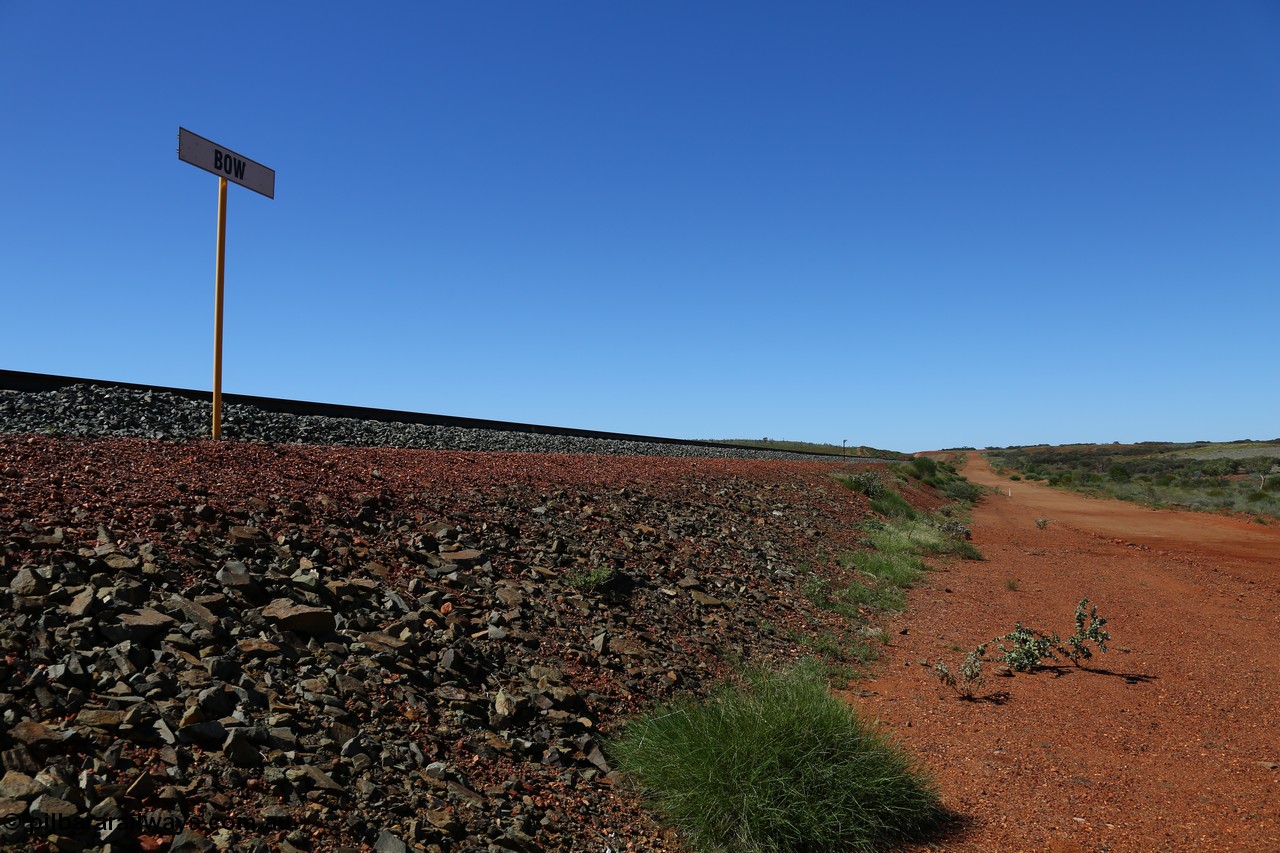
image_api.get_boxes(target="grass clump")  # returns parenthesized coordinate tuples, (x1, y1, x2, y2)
(862, 517, 981, 561)
(609, 660, 943, 852)
(869, 488, 915, 519)
(840, 577, 908, 613)
(795, 630, 882, 666)
(851, 551, 925, 588)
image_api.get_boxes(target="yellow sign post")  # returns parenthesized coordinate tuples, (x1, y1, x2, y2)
(213, 177, 228, 438)
(177, 128, 275, 439)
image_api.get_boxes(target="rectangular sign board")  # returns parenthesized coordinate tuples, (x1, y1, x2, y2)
(178, 127, 275, 198)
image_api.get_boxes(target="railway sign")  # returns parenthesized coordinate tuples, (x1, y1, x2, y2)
(178, 127, 275, 198)
(177, 128, 276, 438)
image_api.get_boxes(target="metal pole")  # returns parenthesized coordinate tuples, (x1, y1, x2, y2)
(213, 177, 227, 439)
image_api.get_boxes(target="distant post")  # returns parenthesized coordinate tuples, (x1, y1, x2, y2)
(177, 128, 275, 438)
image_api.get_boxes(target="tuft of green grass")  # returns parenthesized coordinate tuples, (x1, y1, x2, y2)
(1005, 578, 1019, 591)
(851, 551, 925, 588)
(869, 488, 915, 519)
(862, 517, 981, 560)
(795, 630, 882, 666)
(846, 580, 907, 613)
(608, 660, 944, 853)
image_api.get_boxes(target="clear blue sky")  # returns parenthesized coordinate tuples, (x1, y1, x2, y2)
(3, 2, 1278, 451)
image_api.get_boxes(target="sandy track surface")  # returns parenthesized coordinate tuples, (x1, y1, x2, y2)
(860, 454, 1280, 852)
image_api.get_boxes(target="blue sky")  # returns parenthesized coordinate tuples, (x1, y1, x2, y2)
(3, 2, 1278, 451)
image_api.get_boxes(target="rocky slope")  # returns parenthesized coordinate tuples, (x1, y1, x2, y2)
(0, 434, 930, 852)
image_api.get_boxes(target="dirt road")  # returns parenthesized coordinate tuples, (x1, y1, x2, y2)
(860, 454, 1280, 852)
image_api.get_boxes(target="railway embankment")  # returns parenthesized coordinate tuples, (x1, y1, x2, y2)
(0, 425, 941, 851)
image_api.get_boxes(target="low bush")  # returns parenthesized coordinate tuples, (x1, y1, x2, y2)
(609, 660, 944, 852)
(941, 478, 984, 503)
(910, 456, 939, 479)
(933, 645, 987, 700)
(835, 471, 887, 499)
(933, 600, 1112, 698)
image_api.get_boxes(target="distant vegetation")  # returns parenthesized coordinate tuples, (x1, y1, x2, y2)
(987, 441, 1280, 520)
(716, 438, 912, 460)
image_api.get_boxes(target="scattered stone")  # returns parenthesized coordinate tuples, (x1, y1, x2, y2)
(102, 553, 138, 571)
(261, 599, 336, 635)
(0, 771, 44, 800)
(109, 608, 178, 642)
(76, 709, 126, 729)
(10, 567, 49, 596)
(373, 830, 408, 853)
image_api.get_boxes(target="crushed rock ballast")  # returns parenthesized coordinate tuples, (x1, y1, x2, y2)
(0, 434, 916, 851)
(1, 385, 848, 462)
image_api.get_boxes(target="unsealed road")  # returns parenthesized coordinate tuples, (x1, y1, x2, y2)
(860, 454, 1280, 852)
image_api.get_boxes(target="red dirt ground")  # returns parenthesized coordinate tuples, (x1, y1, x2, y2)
(860, 454, 1280, 852)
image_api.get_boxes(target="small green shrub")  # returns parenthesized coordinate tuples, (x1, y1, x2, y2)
(609, 661, 944, 852)
(1005, 579, 1019, 591)
(910, 456, 939, 479)
(941, 478, 983, 503)
(1063, 599, 1111, 663)
(997, 624, 1056, 672)
(836, 471, 887, 499)
(933, 644, 988, 700)
(1035, 518, 1050, 530)
(565, 564, 614, 592)
(932, 600, 1112, 696)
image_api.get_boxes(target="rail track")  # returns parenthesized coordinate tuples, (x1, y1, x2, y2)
(0, 368, 896, 462)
